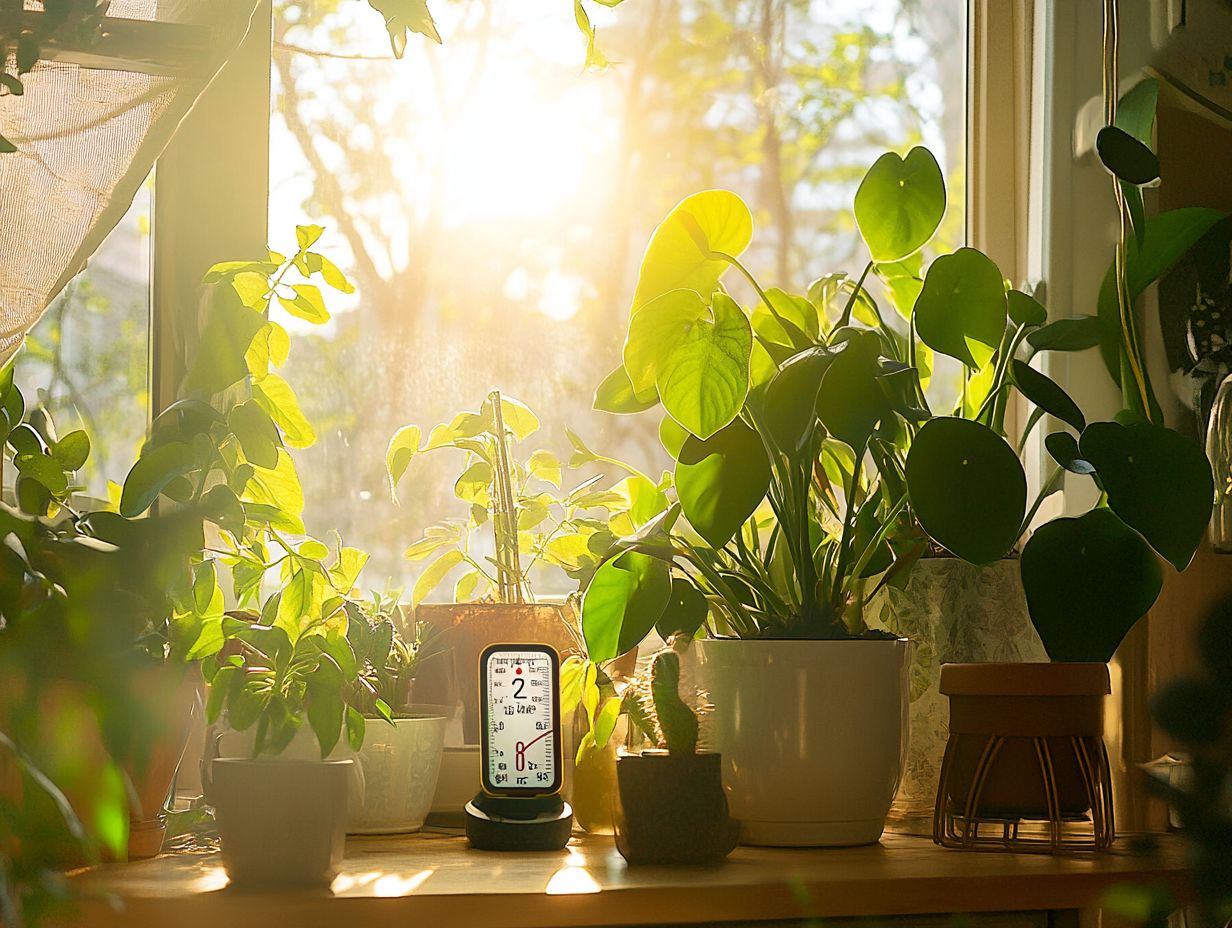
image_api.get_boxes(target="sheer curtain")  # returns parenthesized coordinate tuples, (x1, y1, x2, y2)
(0, 0, 261, 365)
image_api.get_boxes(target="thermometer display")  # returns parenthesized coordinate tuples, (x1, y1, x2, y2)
(479, 644, 562, 796)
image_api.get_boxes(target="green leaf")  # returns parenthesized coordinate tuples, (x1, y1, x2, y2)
(1096, 208, 1226, 381)
(120, 442, 197, 517)
(277, 284, 330, 325)
(656, 577, 708, 639)
(1006, 290, 1047, 327)
(1096, 126, 1160, 187)
(581, 551, 671, 662)
(412, 549, 464, 607)
(915, 247, 1006, 369)
(245, 450, 305, 518)
(528, 450, 562, 488)
(296, 224, 325, 249)
(1080, 421, 1213, 571)
(631, 190, 752, 311)
(308, 686, 344, 757)
(675, 418, 769, 548)
(658, 415, 689, 459)
(1026, 315, 1102, 352)
(454, 461, 492, 504)
(817, 333, 890, 449)
(52, 430, 90, 471)
(1021, 508, 1163, 662)
(386, 425, 421, 502)
(183, 286, 267, 396)
(253, 373, 316, 449)
(369, 0, 441, 57)
(1010, 360, 1085, 432)
(202, 484, 246, 534)
(425, 411, 488, 450)
(15, 452, 67, 496)
(484, 394, 539, 441)
(656, 292, 752, 440)
(624, 289, 706, 394)
(228, 401, 281, 469)
(1044, 432, 1095, 475)
(761, 347, 832, 452)
(854, 147, 946, 263)
(872, 254, 925, 320)
(905, 417, 1026, 564)
(318, 256, 355, 294)
(346, 706, 366, 754)
(594, 364, 658, 414)
(404, 524, 460, 561)
(1116, 78, 1158, 145)
(750, 288, 818, 350)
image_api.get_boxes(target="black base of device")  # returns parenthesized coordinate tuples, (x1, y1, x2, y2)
(464, 793, 573, 851)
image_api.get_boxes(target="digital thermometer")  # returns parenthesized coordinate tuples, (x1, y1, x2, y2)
(480, 644, 562, 796)
(465, 643, 573, 850)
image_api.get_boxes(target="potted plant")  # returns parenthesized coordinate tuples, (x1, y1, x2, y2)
(582, 176, 933, 846)
(614, 636, 738, 865)
(201, 595, 366, 888)
(385, 395, 648, 828)
(344, 595, 448, 834)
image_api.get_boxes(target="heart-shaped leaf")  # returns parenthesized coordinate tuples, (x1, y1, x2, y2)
(1021, 508, 1163, 662)
(121, 442, 198, 517)
(625, 289, 708, 394)
(1080, 421, 1213, 571)
(854, 147, 946, 263)
(760, 346, 833, 452)
(905, 417, 1026, 564)
(915, 247, 1007, 369)
(631, 190, 752, 311)
(1007, 289, 1047, 327)
(656, 293, 752, 440)
(1010, 360, 1085, 432)
(581, 551, 672, 662)
(1096, 125, 1160, 186)
(386, 425, 421, 503)
(229, 401, 281, 469)
(675, 418, 770, 548)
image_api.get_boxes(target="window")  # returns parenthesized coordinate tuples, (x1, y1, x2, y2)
(10, 180, 151, 499)
(264, 0, 969, 592)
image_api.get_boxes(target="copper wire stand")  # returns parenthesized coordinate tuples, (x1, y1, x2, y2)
(933, 733, 1115, 853)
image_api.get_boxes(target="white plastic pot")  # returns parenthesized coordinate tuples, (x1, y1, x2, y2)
(349, 715, 447, 834)
(211, 758, 352, 888)
(694, 637, 911, 847)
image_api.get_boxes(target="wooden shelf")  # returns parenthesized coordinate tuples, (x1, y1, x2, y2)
(61, 832, 1190, 928)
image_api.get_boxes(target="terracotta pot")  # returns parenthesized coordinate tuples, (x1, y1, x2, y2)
(124, 664, 201, 859)
(614, 750, 738, 865)
(938, 662, 1110, 819)
(414, 602, 577, 744)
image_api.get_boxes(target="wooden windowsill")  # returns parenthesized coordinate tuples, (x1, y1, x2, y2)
(61, 832, 1190, 927)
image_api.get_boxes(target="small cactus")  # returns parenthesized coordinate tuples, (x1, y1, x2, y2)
(651, 648, 699, 754)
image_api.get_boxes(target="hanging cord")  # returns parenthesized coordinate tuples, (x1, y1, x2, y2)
(489, 390, 525, 603)
(1103, 0, 1155, 421)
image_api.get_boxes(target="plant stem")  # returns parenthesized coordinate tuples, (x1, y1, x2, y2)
(1020, 465, 1065, 535)
(838, 261, 874, 330)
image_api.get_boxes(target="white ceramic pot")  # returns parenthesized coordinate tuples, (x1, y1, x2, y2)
(349, 715, 447, 834)
(211, 758, 351, 888)
(693, 637, 911, 847)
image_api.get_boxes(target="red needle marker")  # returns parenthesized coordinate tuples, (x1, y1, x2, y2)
(514, 728, 551, 772)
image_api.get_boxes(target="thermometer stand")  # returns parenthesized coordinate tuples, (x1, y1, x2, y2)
(465, 792, 573, 851)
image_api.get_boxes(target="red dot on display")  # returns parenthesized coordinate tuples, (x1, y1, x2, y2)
(516, 666, 522, 674)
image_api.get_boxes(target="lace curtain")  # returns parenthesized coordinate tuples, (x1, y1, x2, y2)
(0, 0, 260, 365)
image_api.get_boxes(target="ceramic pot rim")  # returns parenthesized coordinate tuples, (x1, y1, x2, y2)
(940, 661, 1110, 697)
(212, 757, 355, 768)
(698, 635, 909, 646)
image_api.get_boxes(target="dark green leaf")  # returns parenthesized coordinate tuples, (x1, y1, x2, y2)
(346, 705, 366, 753)
(905, 417, 1026, 564)
(1026, 315, 1102, 352)
(675, 418, 770, 548)
(655, 578, 709, 640)
(229, 401, 281, 469)
(1010, 359, 1085, 432)
(1080, 421, 1213, 571)
(120, 442, 197, 517)
(1021, 508, 1163, 662)
(1006, 290, 1046, 327)
(915, 248, 1006, 369)
(816, 333, 889, 449)
(202, 485, 245, 534)
(1115, 78, 1158, 145)
(581, 551, 671, 662)
(1096, 126, 1160, 186)
(761, 346, 833, 452)
(308, 685, 344, 757)
(14, 452, 66, 496)
(1044, 432, 1095, 475)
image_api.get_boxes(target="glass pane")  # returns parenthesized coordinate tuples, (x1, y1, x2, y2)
(269, 0, 966, 594)
(10, 179, 151, 500)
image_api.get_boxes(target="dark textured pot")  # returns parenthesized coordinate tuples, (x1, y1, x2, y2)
(614, 750, 739, 865)
(938, 662, 1110, 819)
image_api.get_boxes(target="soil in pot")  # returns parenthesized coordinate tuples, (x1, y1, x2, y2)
(211, 758, 352, 888)
(938, 662, 1110, 820)
(614, 751, 738, 865)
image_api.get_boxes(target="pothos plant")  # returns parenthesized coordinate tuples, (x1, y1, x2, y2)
(116, 225, 387, 754)
(580, 143, 1213, 670)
